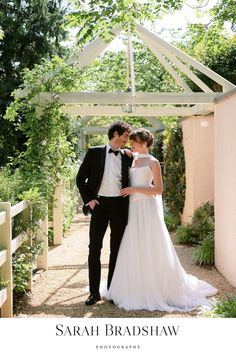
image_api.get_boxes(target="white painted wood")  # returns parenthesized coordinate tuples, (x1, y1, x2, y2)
(0, 202, 13, 317)
(38, 92, 220, 104)
(36, 206, 48, 271)
(66, 28, 121, 68)
(0, 288, 7, 308)
(17, 28, 121, 99)
(191, 104, 214, 115)
(82, 126, 163, 134)
(128, 35, 136, 97)
(11, 232, 28, 254)
(11, 200, 28, 218)
(0, 249, 7, 267)
(21, 207, 33, 291)
(140, 41, 192, 92)
(0, 211, 6, 226)
(62, 104, 206, 116)
(53, 181, 63, 245)
(137, 29, 213, 93)
(136, 24, 235, 91)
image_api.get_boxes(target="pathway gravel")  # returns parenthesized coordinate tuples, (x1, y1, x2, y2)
(14, 213, 236, 318)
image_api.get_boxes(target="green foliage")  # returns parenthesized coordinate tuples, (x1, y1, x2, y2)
(175, 202, 215, 266)
(211, 0, 236, 31)
(62, 164, 78, 234)
(0, 279, 9, 290)
(175, 223, 195, 243)
(4, 57, 82, 223)
(67, 0, 183, 45)
(0, 26, 3, 39)
(0, 0, 68, 167)
(180, 23, 236, 90)
(176, 202, 214, 244)
(203, 295, 236, 318)
(152, 132, 164, 171)
(13, 240, 44, 294)
(163, 125, 186, 217)
(164, 212, 181, 232)
(192, 235, 214, 266)
(0, 167, 23, 204)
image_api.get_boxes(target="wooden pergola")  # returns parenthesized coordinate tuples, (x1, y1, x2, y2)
(18, 23, 234, 121)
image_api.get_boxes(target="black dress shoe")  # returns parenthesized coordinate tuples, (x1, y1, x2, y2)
(85, 293, 101, 306)
(109, 300, 114, 304)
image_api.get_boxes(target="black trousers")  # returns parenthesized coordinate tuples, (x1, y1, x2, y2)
(88, 196, 128, 294)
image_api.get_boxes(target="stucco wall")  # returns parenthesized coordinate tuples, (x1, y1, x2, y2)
(182, 115, 214, 223)
(215, 91, 236, 287)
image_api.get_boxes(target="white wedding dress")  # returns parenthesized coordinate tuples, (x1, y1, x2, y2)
(104, 154, 217, 312)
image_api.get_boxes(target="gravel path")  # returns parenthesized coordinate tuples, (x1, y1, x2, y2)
(14, 213, 236, 318)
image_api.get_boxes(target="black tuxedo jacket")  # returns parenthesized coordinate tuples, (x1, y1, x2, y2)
(76, 145, 133, 215)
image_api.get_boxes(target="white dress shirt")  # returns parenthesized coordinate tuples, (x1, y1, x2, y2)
(98, 144, 122, 197)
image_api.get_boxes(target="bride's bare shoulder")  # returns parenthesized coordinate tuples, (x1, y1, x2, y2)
(149, 155, 160, 164)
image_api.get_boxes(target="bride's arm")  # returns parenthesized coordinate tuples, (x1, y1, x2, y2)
(120, 160, 163, 197)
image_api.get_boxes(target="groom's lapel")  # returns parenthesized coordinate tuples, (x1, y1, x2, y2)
(97, 145, 106, 190)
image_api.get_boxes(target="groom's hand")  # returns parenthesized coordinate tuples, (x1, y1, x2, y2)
(88, 199, 100, 210)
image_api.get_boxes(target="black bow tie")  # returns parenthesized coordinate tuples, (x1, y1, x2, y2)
(109, 148, 120, 156)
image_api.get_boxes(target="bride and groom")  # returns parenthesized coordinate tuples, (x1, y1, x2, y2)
(76, 120, 217, 312)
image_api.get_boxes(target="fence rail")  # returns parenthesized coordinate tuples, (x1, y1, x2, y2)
(0, 200, 49, 318)
(0, 182, 65, 318)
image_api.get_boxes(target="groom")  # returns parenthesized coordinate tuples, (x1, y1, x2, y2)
(76, 121, 132, 305)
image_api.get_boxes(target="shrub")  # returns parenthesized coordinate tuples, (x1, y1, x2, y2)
(13, 240, 43, 294)
(164, 212, 181, 232)
(203, 295, 236, 318)
(192, 235, 214, 265)
(175, 202, 215, 265)
(0, 167, 23, 204)
(176, 202, 214, 244)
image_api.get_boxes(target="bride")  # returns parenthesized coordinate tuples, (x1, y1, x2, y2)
(104, 128, 217, 312)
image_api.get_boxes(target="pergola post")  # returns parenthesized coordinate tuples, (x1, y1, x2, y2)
(181, 114, 214, 223)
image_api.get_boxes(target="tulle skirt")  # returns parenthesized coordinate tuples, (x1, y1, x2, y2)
(104, 195, 217, 312)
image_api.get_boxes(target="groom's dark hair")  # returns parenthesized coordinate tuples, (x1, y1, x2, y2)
(108, 120, 131, 140)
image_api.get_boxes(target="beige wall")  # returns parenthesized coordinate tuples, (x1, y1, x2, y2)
(215, 92, 236, 287)
(182, 115, 214, 223)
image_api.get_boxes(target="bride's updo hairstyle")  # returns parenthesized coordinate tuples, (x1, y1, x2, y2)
(129, 128, 154, 148)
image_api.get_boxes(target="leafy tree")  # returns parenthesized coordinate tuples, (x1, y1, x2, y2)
(179, 23, 236, 90)
(67, 0, 183, 45)
(0, 0, 68, 166)
(210, 0, 236, 31)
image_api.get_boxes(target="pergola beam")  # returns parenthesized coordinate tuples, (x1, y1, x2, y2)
(66, 28, 121, 68)
(63, 104, 213, 117)
(137, 28, 213, 93)
(136, 24, 235, 92)
(35, 92, 221, 105)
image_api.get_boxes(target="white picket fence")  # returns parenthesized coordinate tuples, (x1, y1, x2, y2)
(0, 182, 63, 318)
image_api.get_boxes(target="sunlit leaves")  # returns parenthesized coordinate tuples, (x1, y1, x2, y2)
(66, 0, 183, 45)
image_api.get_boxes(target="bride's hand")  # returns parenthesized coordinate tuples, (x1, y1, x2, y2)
(121, 187, 136, 197)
